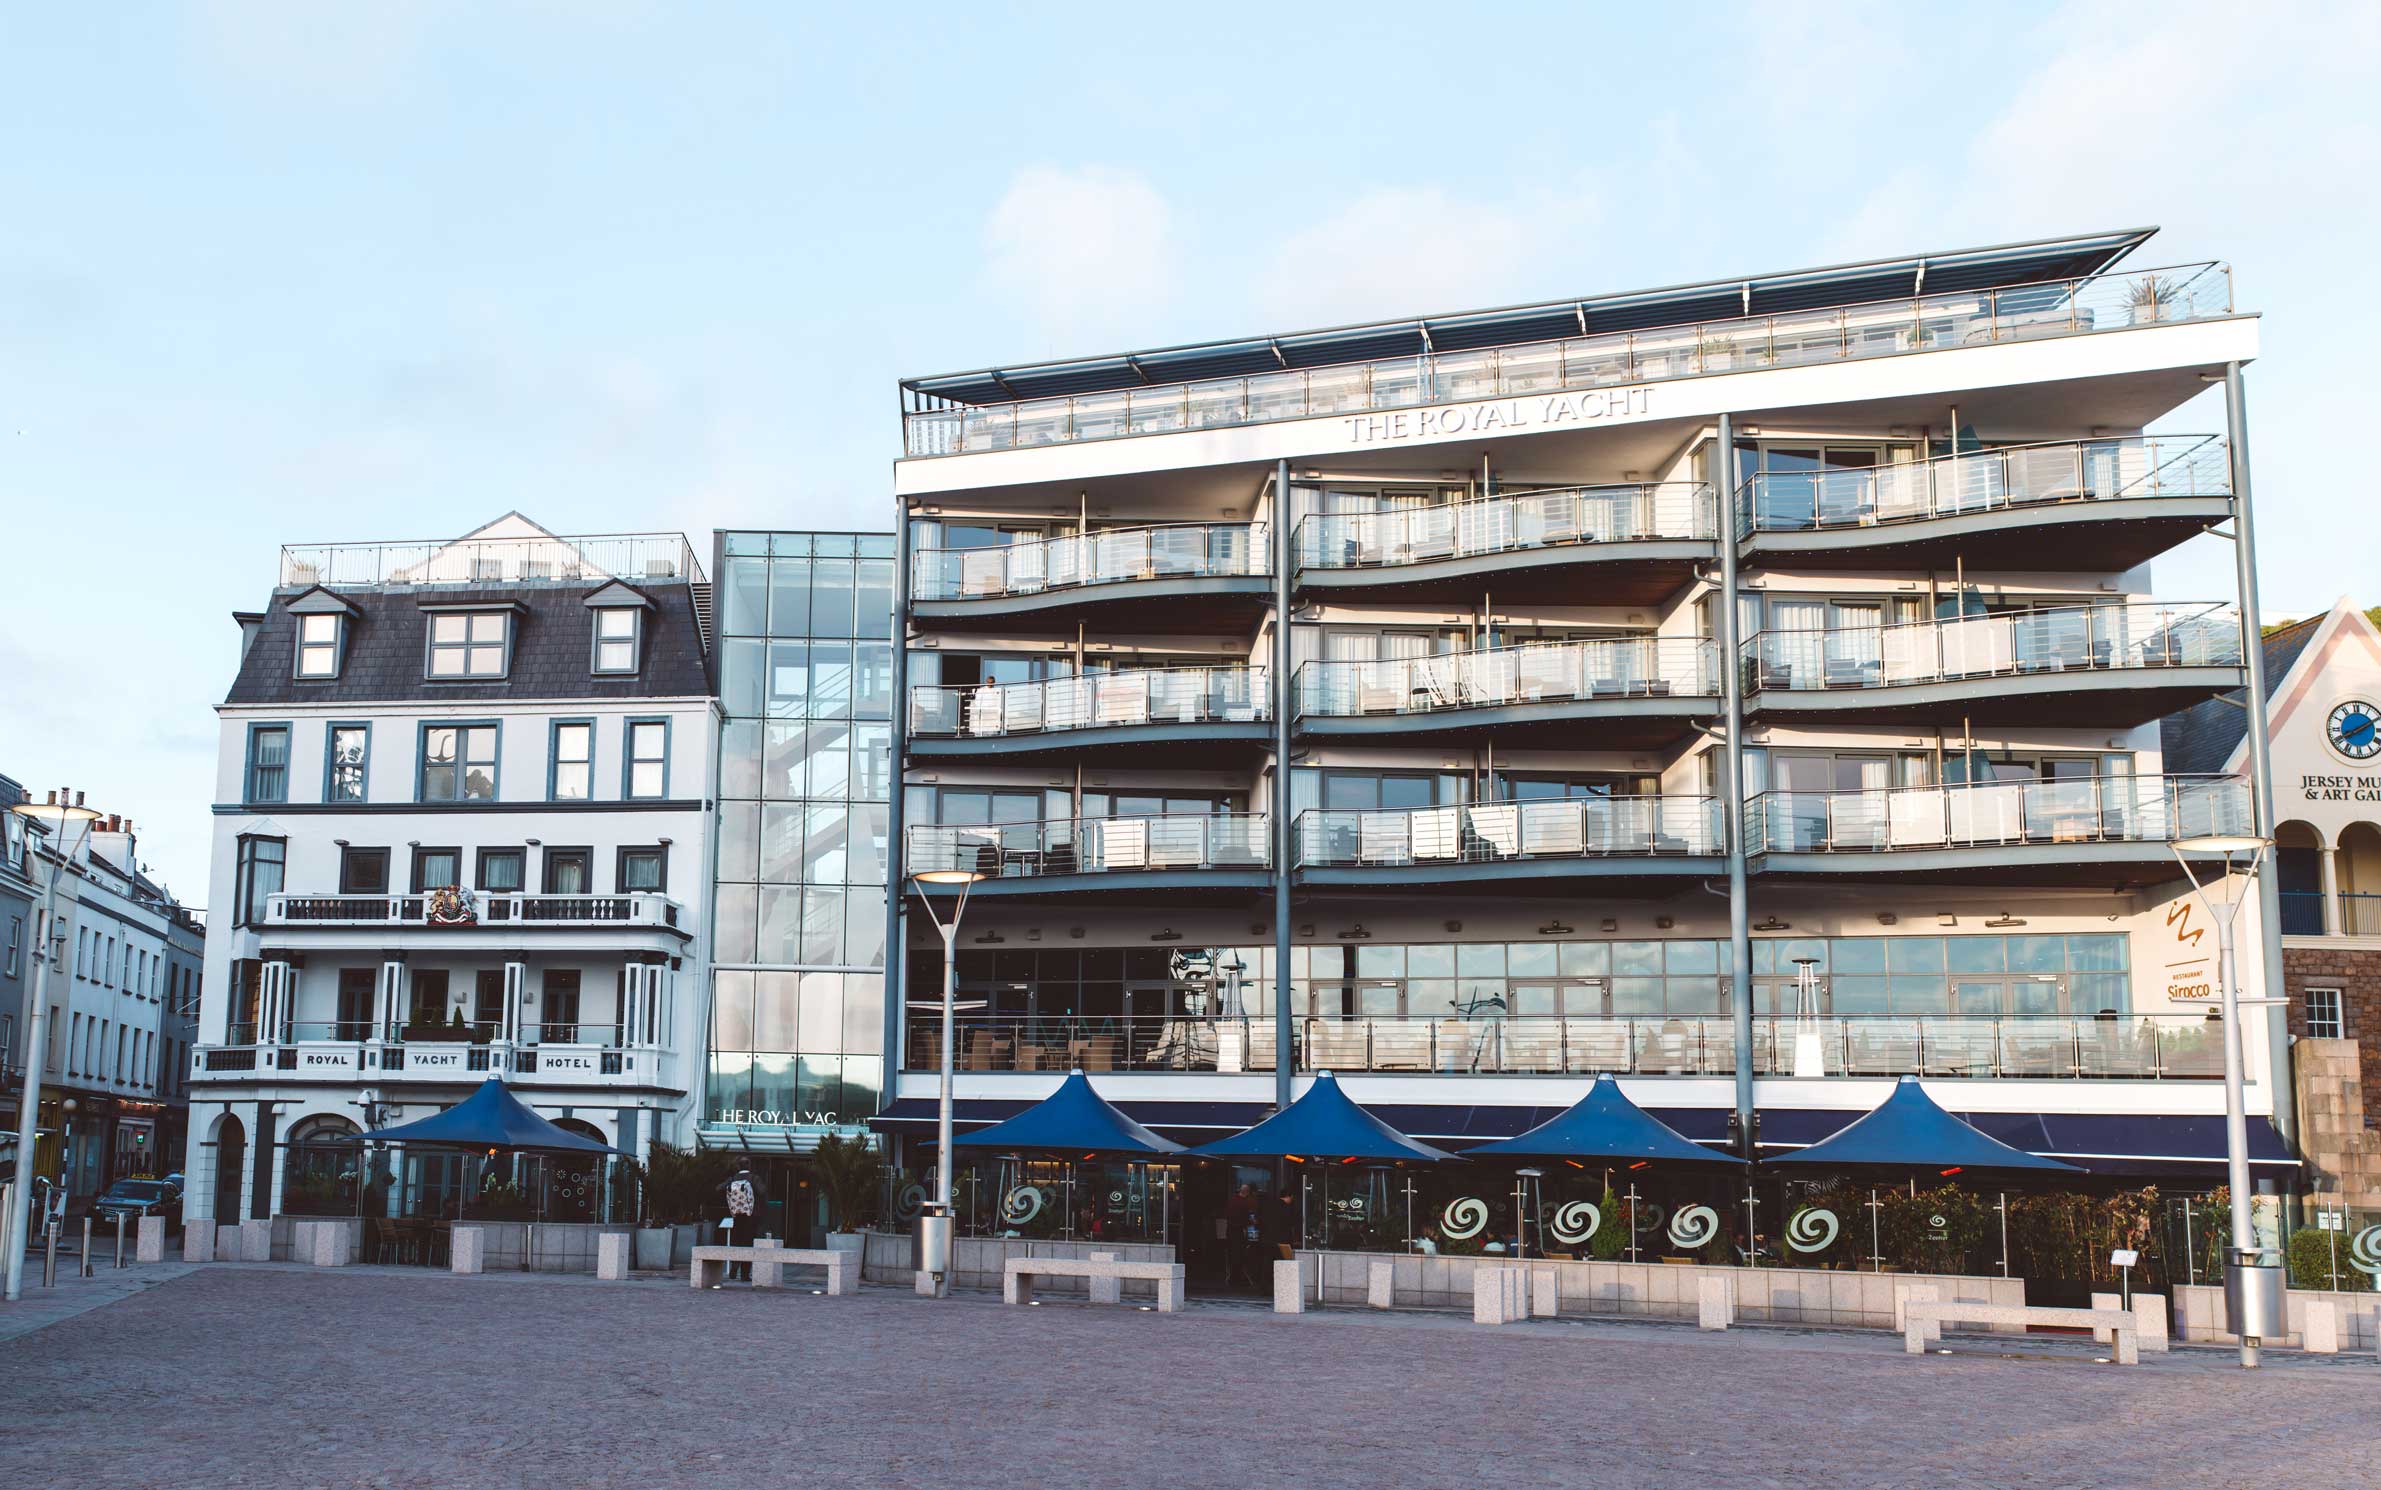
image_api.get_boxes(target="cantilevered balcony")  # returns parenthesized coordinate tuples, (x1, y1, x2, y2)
(905, 813, 1270, 901)
(907, 666, 1271, 764)
(1294, 797, 1722, 894)
(1746, 774, 2251, 885)
(1744, 603, 2244, 727)
(909, 522, 1269, 632)
(259, 891, 691, 949)
(193, 1019, 674, 1090)
(1294, 638, 1715, 750)
(1293, 483, 1712, 606)
(903, 259, 2236, 458)
(1736, 436, 2232, 570)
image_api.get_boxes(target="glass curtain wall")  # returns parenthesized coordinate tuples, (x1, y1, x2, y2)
(711, 531, 896, 1130)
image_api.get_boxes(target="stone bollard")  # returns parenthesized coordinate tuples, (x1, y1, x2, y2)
(1531, 1265, 1559, 1319)
(1272, 1257, 1311, 1315)
(597, 1233, 630, 1281)
(1893, 1281, 1940, 1336)
(914, 1268, 938, 1297)
(2304, 1300, 2341, 1355)
(451, 1225, 485, 1276)
(137, 1215, 166, 1264)
(1474, 1264, 1526, 1326)
(1366, 1258, 1395, 1310)
(182, 1219, 216, 1263)
(238, 1219, 273, 1264)
(310, 1221, 350, 1267)
(1089, 1251, 1122, 1306)
(2133, 1294, 2170, 1353)
(1696, 1274, 1734, 1331)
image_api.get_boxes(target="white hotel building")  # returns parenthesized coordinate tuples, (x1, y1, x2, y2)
(879, 228, 2298, 1235)
(184, 516, 716, 1228)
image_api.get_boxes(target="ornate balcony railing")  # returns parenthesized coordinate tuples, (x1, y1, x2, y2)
(906, 813, 1270, 880)
(1294, 482, 1712, 573)
(263, 892, 683, 929)
(1295, 797, 1721, 870)
(902, 1013, 2226, 1079)
(904, 261, 2234, 457)
(1735, 435, 2230, 537)
(1745, 774, 2250, 855)
(910, 522, 1265, 602)
(1745, 602, 2242, 695)
(910, 665, 1269, 738)
(1296, 637, 1714, 720)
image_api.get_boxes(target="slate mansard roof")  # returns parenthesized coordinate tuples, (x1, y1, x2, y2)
(2158, 613, 2321, 777)
(224, 579, 713, 707)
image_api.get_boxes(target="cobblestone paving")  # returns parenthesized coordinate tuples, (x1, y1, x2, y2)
(2, 1267, 2376, 1490)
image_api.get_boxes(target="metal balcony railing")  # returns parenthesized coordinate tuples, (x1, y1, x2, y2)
(906, 813, 1270, 880)
(1295, 482, 1712, 573)
(904, 261, 2235, 457)
(1296, 637, 1714, 720)
(2284, 890, 2381, 937)
(910, 522, 1265, 602)
(1295, 797, 1722, 869)
(910, 665, 1269, 738)
(902, 1013, 2226, 1078)
(278, 532, 703, 589)
(1745, 774, 2250, 855)
(263, 892, 683, 929)
(1735, 435, 2230, 537)
(1744, 602, 2242, 695)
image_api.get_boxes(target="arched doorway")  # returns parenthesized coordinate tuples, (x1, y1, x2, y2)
(282, 1114, 362, 1217)
(2342, 821, 2381, 935)
(2276, 820, 2325, 934)
(210, 1114, 247, 1227)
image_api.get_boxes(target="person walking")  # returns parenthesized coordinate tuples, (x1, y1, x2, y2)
(717, 1166, 761, 1281)
(1224, 1182, 1259, 1287)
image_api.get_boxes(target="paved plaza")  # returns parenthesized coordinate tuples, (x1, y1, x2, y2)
(0, 1266, 2376, 1490)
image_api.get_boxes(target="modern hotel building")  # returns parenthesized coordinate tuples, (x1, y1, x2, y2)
(877, 228, 2296, 1246)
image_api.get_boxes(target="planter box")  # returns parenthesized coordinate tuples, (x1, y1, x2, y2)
(854, 1229, 1174, 1294)
(634, 1227, 673, 1271)
(2173, 1283, 2381, 1350)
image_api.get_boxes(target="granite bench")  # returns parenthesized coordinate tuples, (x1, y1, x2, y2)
(690, 1244, 855, 1295)
(1004, 1255, 1184, 1312)
(1906, 1300, 2139, 1364)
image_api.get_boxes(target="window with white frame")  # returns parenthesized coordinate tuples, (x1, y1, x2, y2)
(295, 613, 343, 678)
(551, 721, 594, 800)
(625, 719, 668, 799)
(426, 611, 510, 678)
(2305, 986, 2344, 1040)
(593, 607, 640, 674)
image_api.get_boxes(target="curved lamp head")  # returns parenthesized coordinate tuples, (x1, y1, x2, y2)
(2174, 834, 2271, 855)
(911, 868, 986, 887)
(10, 791, 101, 827)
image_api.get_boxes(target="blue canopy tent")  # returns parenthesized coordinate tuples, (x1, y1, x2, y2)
(951, 1070, 1184, 1158)
(1766, 1077, 2079, 1177)
(358, 1079, 622, 1155)
(1190, 1072, 1454, 1164)
(1465, 1075, 1745, 1168)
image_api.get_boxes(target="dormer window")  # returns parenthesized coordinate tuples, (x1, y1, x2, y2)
(593, 607, 640, 674)
(296, 614, 342, 678)
(427, 611, 510, 678)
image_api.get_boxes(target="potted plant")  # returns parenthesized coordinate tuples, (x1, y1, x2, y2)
(811, 1133, 883, 1253)
(626, 1142, 738, 1268)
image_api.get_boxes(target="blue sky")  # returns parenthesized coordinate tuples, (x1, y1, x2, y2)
(4, 0, 2376, 901)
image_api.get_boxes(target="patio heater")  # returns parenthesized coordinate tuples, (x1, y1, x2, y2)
(909, 864, 984, 1298)
(2170, 831, 2277, 1368)
(1790, 957, 1827, 1079)
(5, 790, 102, 1304)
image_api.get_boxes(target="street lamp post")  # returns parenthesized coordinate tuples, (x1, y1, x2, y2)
(6, 789, 103, 1304)
(907, 864, 983, 1298)
(2171, 831, 2275, 1368)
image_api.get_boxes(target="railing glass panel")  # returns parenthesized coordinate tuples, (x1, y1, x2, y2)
(905, 814, 1271, 879)
(1295, 482, 1712, 572)
(1745, 602, 2242, 694)
(1744, 775, 2250, 854)
(1297, 638, 1714, 718)
(911, 522, 1265, 602)
(1737, 435, 2230, 537)
(910, 666, 1269, 737)
(1295, 797, 1721, 868)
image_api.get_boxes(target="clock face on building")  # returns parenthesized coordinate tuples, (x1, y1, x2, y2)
(2329, 700, 2381, 761)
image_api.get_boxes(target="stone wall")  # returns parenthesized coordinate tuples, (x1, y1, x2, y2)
(2289, 1033, 2381, 1208)
(2285, 943, 2381, 1117)
(2172, 1282, 2381, 1350)
(858, 1229, 1177, 1295)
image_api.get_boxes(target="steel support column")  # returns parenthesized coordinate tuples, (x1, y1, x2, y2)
(1272, 459, 1295, 1112)
(1714, 415, 1755, 1156)
(884, 512, 914, 1099)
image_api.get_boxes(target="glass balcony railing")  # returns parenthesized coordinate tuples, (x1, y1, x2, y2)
(1295, 482, 1711, 573)
(1296, 797, 1721, 870)
(904, 261, 2234, 457)
(911, 522, 1265, 602)
(1735, 435, 2230, 538)
(906, 813, 1270, 880)
(1745, 602, 2242, 695)
(278, 532, 703, 589)
(909, 665, 1270, 738)
(1296, 637, 1715, 720)
(1745, 774, 2250, 855)
(903, 1013, 2225, 1079)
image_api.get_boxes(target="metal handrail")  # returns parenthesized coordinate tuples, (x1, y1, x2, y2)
(1294, 482, 1712, 571)
(909, 665, 1270, 737)
(1296, 637, 1714, 718)
(1294, 798, 1722, 867)
(910, 521, 1267, 602)
(1743, 602, 2242, 694)
(905, 813, 1272, 877)
(278, 532, 703, 589)
(903, 260, 2234, 456)
(1745, 773, 2251, 854)
(1734, 435, 2230, 537)
(263, 892, 683, 927)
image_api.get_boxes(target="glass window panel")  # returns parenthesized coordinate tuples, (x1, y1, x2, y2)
(2066, 934, 2126, 972)
(1455, 943, 1505, 976)
(719, 639, 766, 718)
(805, 732, 849, 800)
(711, 884, 757, 964)
(1888, 976, 1949, 1015)
(756, 804, 804, 884)
(1666, 979, 1722, 1015)
(1508, 943, 1557, 977)
(1558, 942, 1608, 977)
(1752, 940, 1777, 975)
(1945, 937, 2005, 974)
(798, 1056, 843, 1121)
(710, 971, 755, 1051)
(2069, 972, 2129, 1014)
(1612, 941, 1662, 976)
(809, 560, 856, 638)
(767, 560, 812, 639)
(802, 804, 847, 882)
(1831, 938, 1888, 975)
(1406, 978, 1454, 1012)
(718, 720, 763, 799)
(1406, 944, 1454, 977)
(752, 970, 799, 1052)
(767, 642, 811, 718)
(716, 802, 761, 882)
(706, 1053, 753, 1119)
(854, 559, 893, 638)
(721, 558, 767, 636)
(2011, 977, 2059, 1015)
(810, 644, 853, 719)
(553, 722, 594, 800)
(748, 1053, 797, 1117)
(1354, 945, 1404, 978)
(846, 803, 888, 888)
(851, 723, 891, 800)
(2008, 936, 2065, 974)
(1664, 941, 1718, 975)
(431, 615, 467, 644)
(852, 643, 893, 721)
(1780, 938, 1828, 970)
(1609, 979, 1664, 1014)
(802, 889, 845, 964)
(1829, 975, 1889, 1014)
(1886, 938, 1944, 973)
(838, 1057, 881, 1120)
(841, 972, 884, 1052)
(755, 886, 802, 963)
(843, 893, 886, 969)
(761, 722, 804, 800)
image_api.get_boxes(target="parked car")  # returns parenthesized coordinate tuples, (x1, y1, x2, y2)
(93, 1179, 179, 1229)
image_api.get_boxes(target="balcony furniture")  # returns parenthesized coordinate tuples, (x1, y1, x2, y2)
(1072, 1036, 1118, 1072)
(1042, 843, 1079, 876)
(965, 1032, 1006, 1071)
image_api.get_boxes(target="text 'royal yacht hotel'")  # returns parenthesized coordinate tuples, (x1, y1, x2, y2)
(877, 228, 2294, 1204)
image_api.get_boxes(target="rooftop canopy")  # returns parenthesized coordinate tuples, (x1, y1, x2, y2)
(1766, 1077, 2079, 1177)
(1463, 1075, 1745, 1168)
(1190, 1072, 1454, 1165)
(356, 1079, 622, 1156)
(950, 1070, 1185, 1159)
(902, 227, 2154, 408)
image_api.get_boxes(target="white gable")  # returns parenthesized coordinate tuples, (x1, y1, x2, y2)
(2262, 598, 2381, 838)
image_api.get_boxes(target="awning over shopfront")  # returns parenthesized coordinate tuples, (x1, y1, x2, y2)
(357, 1079, 621, 1155)
(1767, 1077, 2079, 1176)
(1463, 1075, 1745, 1168)
(1190, 1073, 1454, 1164)
(951, 1070, 1184, 1158)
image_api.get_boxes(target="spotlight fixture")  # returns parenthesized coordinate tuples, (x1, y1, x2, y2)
(1336, 925, 1372, 940)
(1937, 913, 1958, 927)
(1654, 915, 1675, 930)
(1877, 913, 1898, 926)
(1444, 920, 1462, 933)
(1599, 918, 1619, 933)
(1984, 914, 2027, 929)
(1539, 921, 1574, 936)
(972, 932, 1006, 945)
(1754, 916, 1790, 932)
(1151, 928, 1183, 942)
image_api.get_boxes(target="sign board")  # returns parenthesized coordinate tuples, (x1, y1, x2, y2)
(2109, 1248, 2139, 1268)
